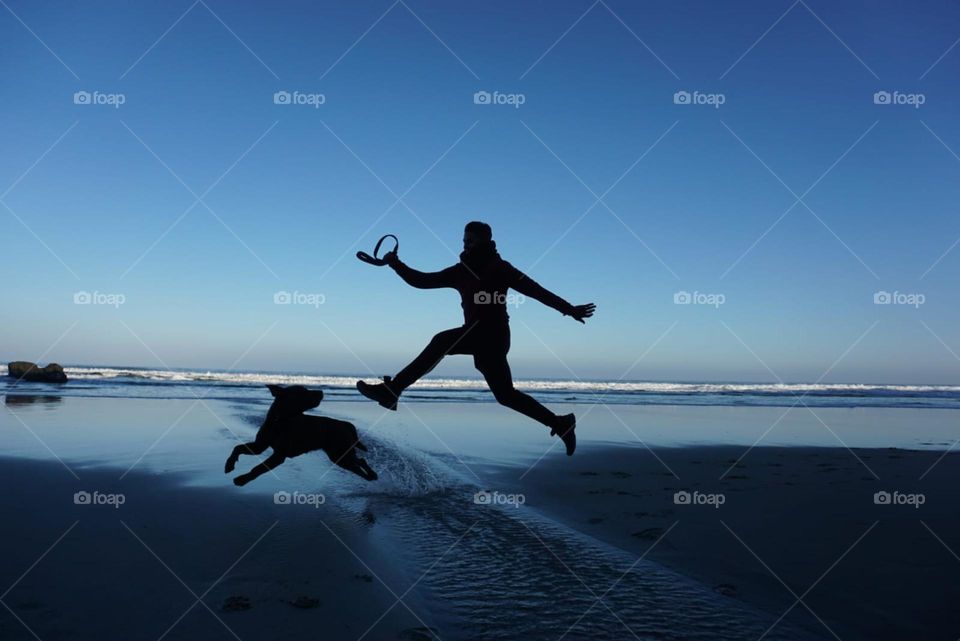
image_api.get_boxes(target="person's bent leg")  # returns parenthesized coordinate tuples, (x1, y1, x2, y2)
(391, 326, 473, 391)
(478, 354, 557, 427)
(358, 325, 479, 411)
(478, 353, 577, 455)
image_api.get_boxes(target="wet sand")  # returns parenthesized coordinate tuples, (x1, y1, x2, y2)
(488, 444, 960, 640)
(0, 456, 432, 641)
(2, 394, 959, 639)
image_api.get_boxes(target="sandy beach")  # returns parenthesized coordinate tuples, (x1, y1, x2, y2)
(490, 444, 960, 640)
(0, 456, 435, 641)
(1, 394, 958, 640)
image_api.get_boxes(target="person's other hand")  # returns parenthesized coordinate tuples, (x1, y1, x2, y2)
(570, 303, 596, 324)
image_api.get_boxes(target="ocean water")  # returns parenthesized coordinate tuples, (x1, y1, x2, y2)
(3, 364, 960, 410)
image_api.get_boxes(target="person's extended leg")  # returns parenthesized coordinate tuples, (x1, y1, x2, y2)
(477, 352, 577, 455)
(357, 325, 477, 410)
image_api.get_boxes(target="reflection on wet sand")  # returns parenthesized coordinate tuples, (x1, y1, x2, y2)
(4, 394, 63, 408)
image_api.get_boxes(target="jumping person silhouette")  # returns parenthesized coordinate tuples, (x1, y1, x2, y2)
(356, 221, 595, 455)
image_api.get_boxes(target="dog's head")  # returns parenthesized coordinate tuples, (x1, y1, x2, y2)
(265, 384, 324, 418)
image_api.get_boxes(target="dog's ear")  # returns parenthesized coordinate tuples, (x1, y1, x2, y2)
(267, 384, 284, 397)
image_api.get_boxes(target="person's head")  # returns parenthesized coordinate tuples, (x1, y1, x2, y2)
(463, 221, 492, 252)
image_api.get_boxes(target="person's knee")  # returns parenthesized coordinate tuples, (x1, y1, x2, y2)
(490, 384, 517, 406)
(429, 329, 459, 348)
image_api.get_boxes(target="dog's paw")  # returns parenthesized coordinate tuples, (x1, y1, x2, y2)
(224, 459, 236, 473)
(233, 475, 249, 487)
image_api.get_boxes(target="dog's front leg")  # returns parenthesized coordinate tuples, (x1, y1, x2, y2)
(225, 441, 266, 473)
(234, 452, 286, 486)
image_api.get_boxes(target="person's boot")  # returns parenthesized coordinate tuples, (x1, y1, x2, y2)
(356, 376, 400, 411)
(551, 413, 576, 456)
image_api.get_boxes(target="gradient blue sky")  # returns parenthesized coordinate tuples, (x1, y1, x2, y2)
(2, 0, 959, 383)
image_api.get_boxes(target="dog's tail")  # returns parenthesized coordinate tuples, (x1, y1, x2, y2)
(356, 440, 368, 452)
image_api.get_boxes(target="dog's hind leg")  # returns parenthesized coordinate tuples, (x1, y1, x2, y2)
(358, 459, 378, 481)
(355, 440, 368, 452)
(341, 458, 378, 481)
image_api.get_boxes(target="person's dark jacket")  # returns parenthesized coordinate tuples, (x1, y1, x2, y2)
(390, 241, 575, 326)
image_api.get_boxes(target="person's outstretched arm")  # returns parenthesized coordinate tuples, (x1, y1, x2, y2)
(385, 251, 458, 289)
(505, 262, 596, 323)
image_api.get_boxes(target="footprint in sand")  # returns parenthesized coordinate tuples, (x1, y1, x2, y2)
(631, 527, 665, 541)
(611, 471, 632, 478)
(637, 508, 673, 518)
(714, 583, 737, 597)
(354, 574, 374, 583)
(222, 596, 252, 612)
(399, 626, 440, 640)
(579, 471, 599, 476)
(286, 596, 321, 609)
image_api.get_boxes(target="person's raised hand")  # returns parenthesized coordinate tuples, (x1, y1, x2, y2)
(570, 303, 596, 324)
(383, 249, 399, 267)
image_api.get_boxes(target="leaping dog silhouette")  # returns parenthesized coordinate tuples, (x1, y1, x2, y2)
(225, 385, 377, 485)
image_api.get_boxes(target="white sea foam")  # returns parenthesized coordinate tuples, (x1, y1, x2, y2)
(43, 366, 960, 395)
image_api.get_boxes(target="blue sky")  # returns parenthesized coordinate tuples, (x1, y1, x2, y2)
(1, 0, 959, 383)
